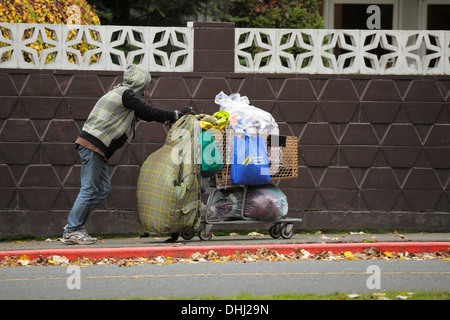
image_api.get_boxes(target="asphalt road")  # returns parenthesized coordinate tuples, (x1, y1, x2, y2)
(1, 260, 449, 300)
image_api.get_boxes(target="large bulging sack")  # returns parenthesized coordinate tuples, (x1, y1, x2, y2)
(137, 115, 201, 235)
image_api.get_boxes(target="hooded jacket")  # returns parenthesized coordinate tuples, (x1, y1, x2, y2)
(78, 65, 176, 159)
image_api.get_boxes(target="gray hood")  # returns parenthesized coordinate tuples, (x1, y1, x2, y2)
(122, 64, 153, 95)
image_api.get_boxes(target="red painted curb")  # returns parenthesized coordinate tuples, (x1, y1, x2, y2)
(1, 242, 449, 261)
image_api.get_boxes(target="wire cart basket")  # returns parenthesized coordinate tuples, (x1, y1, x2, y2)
(194, 130, 302, 241)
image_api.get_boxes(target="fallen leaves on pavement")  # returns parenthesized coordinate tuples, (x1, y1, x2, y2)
(1, 247, 449, 267)
(395, 292, 415, 300)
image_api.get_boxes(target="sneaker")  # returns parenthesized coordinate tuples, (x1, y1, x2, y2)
(61, 229, 98, 245)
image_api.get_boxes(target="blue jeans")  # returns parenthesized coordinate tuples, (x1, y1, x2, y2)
(65, 146, 111, 233)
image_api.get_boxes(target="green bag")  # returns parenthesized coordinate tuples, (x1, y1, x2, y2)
(201, 130, 223, 177)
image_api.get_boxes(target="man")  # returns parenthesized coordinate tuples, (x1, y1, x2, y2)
(61, 64, 191, 245)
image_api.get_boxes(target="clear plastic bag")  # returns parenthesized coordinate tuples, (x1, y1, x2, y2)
(214, 91, 279, 135)
(243, 184, 288, 221)
(207, 188, 244, 220)
(207, 184, 288, 221)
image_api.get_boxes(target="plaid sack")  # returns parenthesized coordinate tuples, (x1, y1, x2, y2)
(137, 115, 201, 235)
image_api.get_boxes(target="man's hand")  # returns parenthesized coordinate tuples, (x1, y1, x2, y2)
(178, 106, 194, 117)
(174, 106, 194, 120)
(166, 106, 194, 126)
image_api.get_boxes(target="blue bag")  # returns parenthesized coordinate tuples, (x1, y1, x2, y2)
(230, 134, 271, 185)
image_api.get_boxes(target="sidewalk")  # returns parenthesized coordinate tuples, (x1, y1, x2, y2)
(1, 232, 449, 260)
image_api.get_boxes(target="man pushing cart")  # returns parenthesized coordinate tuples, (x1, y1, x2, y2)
(137, 92, 301, 242)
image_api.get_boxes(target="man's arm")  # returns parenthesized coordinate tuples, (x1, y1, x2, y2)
(122, 89, 176, 123)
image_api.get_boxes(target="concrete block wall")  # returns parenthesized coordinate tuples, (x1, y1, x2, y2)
(0, 23, 449, 236)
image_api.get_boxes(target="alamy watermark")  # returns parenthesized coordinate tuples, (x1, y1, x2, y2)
(67, 5, 82, 26)
(366, 264, 381, 289)
(366, 5, 381, 29)
(66, 265, 81, 290)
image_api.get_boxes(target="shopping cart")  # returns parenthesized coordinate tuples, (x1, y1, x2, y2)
(194, 130, 302, 241)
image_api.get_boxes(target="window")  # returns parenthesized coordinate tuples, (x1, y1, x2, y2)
(334, 4, 394, 29)
(323, 0, 399, 30)
(425, 2, 450, 30)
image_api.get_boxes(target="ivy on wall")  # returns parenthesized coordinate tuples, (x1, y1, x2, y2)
(0, 0, 101, 64)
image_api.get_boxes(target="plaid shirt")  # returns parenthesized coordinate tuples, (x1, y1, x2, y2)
(78, 65, 174, 159)
(82, 85, 134, 149)
(82, 65, 151, 148)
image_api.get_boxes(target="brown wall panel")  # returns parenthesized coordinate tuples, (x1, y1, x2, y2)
(0, 70, 449, 236)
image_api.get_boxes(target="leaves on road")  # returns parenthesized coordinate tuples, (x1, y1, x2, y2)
(1, 247, 449, 267)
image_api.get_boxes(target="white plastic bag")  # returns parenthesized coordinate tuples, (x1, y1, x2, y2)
(214, 92, 278, 135)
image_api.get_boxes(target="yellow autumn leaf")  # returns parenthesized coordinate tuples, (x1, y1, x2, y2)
(344, 251, 355, 260)
(18, 254, 31, 266)
(19, 254, 30, 261)
(383, 251, 393, 258)
(125, 262, 137, 266)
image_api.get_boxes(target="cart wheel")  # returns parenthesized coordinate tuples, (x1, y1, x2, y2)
(181, 227, 195, 241)
(199, 229, 213, 241)
(269, 225, 282, 239)
(281, 224, 294, 239)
